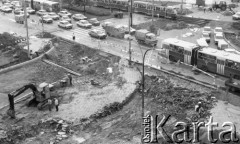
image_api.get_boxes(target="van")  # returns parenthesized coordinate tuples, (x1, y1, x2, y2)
(103, 24, 125, 39)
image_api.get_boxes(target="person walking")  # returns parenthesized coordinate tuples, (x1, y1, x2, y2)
(54, 98, 59, 112)
(72, 33, 75, 41)
(48, 98, 52, 111)
(195, 102, 204, 118)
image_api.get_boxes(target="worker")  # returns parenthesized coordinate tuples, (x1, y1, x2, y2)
(229, 74, 234, 83)
(48, 99, 52, 111)
(72, 33, 75, 41)
(67, 74, 72, 86)
(195, 102, 204, 118)
(54, 98, 59, 112)
(204, 7, 206, 13)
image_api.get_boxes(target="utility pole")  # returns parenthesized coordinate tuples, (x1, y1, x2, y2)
(152, 0, 154, 25)
(60, 0, 62, 11)
(128, 0, 132, 65)
(23, 0, 30, 58)
(181, 0, 183, 12)
(130, 0, 133, 27)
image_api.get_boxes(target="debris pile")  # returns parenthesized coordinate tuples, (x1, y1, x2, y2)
(144, 75, 217, 121)
(0, 118, 74, 144)
(222, 10, 235, 16)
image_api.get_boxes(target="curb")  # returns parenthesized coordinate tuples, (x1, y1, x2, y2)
(0, 45, 56, 75)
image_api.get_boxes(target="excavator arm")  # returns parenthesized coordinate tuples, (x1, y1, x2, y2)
(7, 83, 39, 118)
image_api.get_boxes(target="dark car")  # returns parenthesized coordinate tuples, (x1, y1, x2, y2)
(14, 8, 23, 14)
(88, 29, 107, 39)
(72, 14, 87, 21)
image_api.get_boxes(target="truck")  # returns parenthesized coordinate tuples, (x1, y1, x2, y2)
(15, 14, 24, 24)
(135, 29, 158, 47)
(225, 79, 240, 92)
(103, 24, 125, 39)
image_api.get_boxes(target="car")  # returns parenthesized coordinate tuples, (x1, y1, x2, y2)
(232, 12, 240, 20)
(88, 18, 100, 26)
(213, 27, 223, 35)
(61, 15, 71, 23)
(48, 12, 60, 20)
(116, 25, 136, 35)
(58, 10, 71, 17)
(14, 8, 23, 14)
(58, 20, 73, 29)
(72, 14, 87, 21)
(76, 20, 92, 28)
(3, 3, 13, 9)
(214, 33, 224, 45)
(19, 11, 30, 18)
(88, 29, 107, 39)
(102, 21, 113, 28)
(202, 26, 211, 36)
(1, 6, 12, 13)
(36, 9, 48, 16)
(26, 7, 35, 14)
(39, 15, 53, 23)
(2, 0, 10, 4)
(11, 1, 20, 8)
(202, 32, 210, 43)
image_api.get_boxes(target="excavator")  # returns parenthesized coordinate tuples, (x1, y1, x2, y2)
(7, 83, 53, 119)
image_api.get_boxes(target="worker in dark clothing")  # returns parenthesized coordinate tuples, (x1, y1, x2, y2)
(229, 74, 233, 83)
(204, 7, 206, 13)
(72, 33, 75, 41)
(195, 102, 204, 118)
(67, 74, 72, 86)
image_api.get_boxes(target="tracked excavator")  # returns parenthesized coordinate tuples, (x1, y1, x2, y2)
(7, 83, 53, 119)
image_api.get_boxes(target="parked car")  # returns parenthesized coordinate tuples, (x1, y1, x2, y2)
(58, 10, 71, 17)
(2, 0, 10, 4)
(1, 6, 12, 13)
(214, 27, 223, 35)
(58, 20, 73, 29)
(102, 21, 113, 28)
(36, 9, 48, 16)
(116, 25, 136, 35)
(3, 3, 13, 9)
(88, 29, 107, 39)
(232, 12, 240, 20)
(202, 32, 210, 43)
(76, 20, 92, 28)
(202, 26, 211, 36)
(61, 15, 71, 23)
(39, 15, 53, 23)
(19, 11, 30, 18)
(72, 14, 87, 21)
(214, 33, 224, 45)
(14, 8, 23, 14)
(26, 7, 35, 14)
(88, 18, 100, 26)
(48, 12, 60, 20)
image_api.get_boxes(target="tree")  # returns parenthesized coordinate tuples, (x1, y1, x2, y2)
(196, 0, 205, 7)
(74, 0, 93, 14)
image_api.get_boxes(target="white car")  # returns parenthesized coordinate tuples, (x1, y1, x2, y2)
(214, 33, 224, 45)
(116, 25, 136, 35)
(72, 14, 87, 21)
(232, 12, 240, 20)
(3, 3, 13, 9)
(39, 15, 53, 23)
(202, 26, 211, 36)
(58, 20, 73, 29)
(102, 21, 113, 28)
(48, 12, 60, 20)
(26, 7, 35, 14)
(88, 18, 100, 26)
(19, 11, 30, 18)
(214, 27, 223, 35)
(1, 6, 12, 13)
(61, 15, 71, 23)
(202, 32, 210, 43)
(58, 10, 72, 17)
(77, 20, 92, 28)
(36, 9, 48, 16)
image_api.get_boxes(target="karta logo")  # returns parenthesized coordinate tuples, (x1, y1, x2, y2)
(142, 115, 239, 143)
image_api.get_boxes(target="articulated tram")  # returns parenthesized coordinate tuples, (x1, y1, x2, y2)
(94, 0, 177, 19)
(162, 38, 240, 79)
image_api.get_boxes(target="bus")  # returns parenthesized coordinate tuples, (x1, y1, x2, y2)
(24, 0, 60, 12)
(161, 38, 200, 65)
(197, 47, 240, 79)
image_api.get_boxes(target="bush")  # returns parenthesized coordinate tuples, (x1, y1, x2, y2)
(63, 6, 111, 16)
(232, 22, 240, 30)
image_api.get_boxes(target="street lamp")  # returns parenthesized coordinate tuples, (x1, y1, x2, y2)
(126, 35, 153, 143)
(23, 0, 30, 58)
